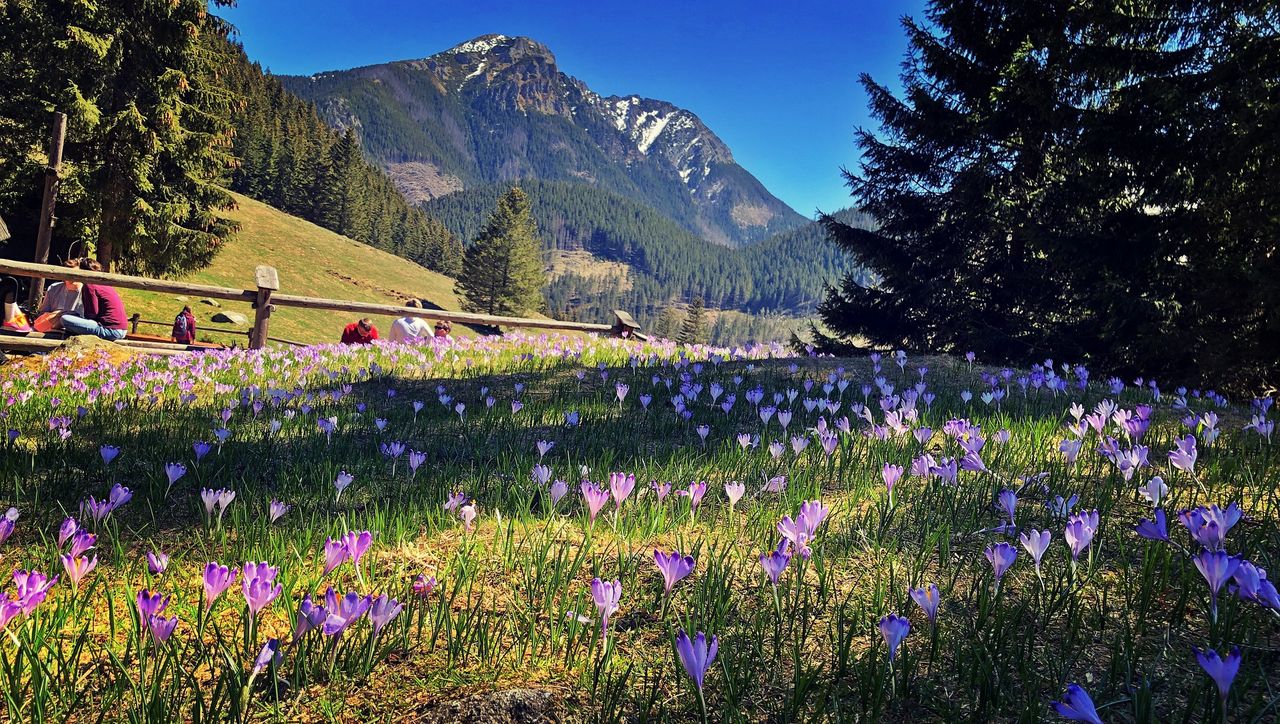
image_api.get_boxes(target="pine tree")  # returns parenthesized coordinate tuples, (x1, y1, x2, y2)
(677, 297, 706, 345)
(455, 187, 547, 316)
(0, 0, 240, 275)
(815, 0, 1280, 388)
(651, 305, 683, 341)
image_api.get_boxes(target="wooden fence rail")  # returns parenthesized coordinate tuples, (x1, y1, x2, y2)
(0, 259, 641, 352)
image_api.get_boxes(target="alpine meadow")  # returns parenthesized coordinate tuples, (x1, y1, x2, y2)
(0, 1, 1276, 723)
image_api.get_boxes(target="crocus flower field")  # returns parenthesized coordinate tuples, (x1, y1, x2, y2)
(0, 334, 1275, 721)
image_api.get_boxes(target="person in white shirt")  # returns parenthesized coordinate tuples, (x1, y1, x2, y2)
(388, 299, 433, 343)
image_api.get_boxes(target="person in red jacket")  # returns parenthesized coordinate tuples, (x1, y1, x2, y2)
(340, 318, 379, 345)
(172, 305, 196, 344)
(60, 258, 128, 341)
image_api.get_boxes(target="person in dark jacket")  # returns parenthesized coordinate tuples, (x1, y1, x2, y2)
(172, 305, 196, 344)
(60, 258, 128, 341)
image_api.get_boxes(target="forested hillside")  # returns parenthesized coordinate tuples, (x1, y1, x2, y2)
(216, 37, 463, 275)
(424, 180, 864, 326)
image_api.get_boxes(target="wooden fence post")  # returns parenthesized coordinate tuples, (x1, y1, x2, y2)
(250, 266, 279, 349)
(27, 112, 67, 307)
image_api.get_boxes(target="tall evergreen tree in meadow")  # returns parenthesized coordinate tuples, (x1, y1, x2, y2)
(817, 0, 1280, 389)
(455, 187, 547, 316)
(677, 296, 706, 345)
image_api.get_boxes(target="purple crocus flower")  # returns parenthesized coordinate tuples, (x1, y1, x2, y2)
(147, 551, 169, 575)
(444, 491, 466, 512)
(293, 595, 328, 642)
(1168, 434, 1198, 474)
(1135, 509, 1169, 542)
(724, 482, 746, 511)
(193, 441, 211, 461)
(682, 482, 708, 514)
(674, 630, 718, 693)
(321, 588, 372, 637)
(589, 577, 622, 636)
(997, 489, 1018, 524)
(985, 542, 1018, 589)
(1052, 684, 1104, 724)
(342, 530, 373, 568)
(549, 479, 569, 505)
(536, 440, 554, 458)
(1137, 477, 1168, 507)
(1194, 646, 1242, 703)
(136, 589, 170, 622)
(99, 445, 120, 465)
(581, 482, 610, 524)
(1194, 549, 1242, 619)
(163, 462, 187, 497)
(653, 549, 696, 594)
(268, 500, 290, 523)
(408, 450, 427, 476)
(241, 561, 282, 616)
(323, 537, 348, 576)
(369, 594, 404, 636)
(333, 471, 355, 502)
(412, 574, 437, 599)
(68, 531, 96, 557)
(202, 562, 237, 611)
(57, 518, 78, 548)
(149, 614, 178, 644)
(13, 569, 57, 614)
(882, 464, 904, 496)
(1179, 503, 1242, 551)
(878, 613, 910, 662)
(910, 584, 941, 623)
(0, 510, 16, 547)
(1232, 560, 1280, 610)
(107, 484, 132, 511)
(759, 539, 792, 585)
(609, 472, 636, 509)
(61, 553, 97, 591)
(1019, 529, 1051, 574)
(80, 496, 114, 525)
(1064, 510, 1099, 561)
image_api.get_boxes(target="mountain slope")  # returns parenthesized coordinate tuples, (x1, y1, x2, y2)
(280, 34, 807, 247)
(119, 193, 470, 344)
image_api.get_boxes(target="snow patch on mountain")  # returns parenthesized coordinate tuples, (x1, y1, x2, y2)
(449, 35, 511, 56)
(464, 62, 486, 81)
(634, 112, 674, 154)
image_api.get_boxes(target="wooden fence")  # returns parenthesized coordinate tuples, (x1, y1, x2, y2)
(0, 259, 641, 354)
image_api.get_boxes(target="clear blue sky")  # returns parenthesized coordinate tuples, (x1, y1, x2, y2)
(218, 0, 927, 217)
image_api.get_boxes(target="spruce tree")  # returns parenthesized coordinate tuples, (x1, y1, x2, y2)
(677, 297, 706, 345)
(0, 0, 239, 275)
(817, 0, 1279, 388)
(455, 187, 547, 316)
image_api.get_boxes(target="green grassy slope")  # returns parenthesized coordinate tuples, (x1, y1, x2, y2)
(119, 193, 468, 345)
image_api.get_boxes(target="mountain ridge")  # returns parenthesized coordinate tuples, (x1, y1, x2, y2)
(280, 33, 807, 247)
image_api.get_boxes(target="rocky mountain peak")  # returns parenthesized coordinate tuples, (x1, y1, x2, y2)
(437, 35, 557, 71)
(281, 35, 807, 245)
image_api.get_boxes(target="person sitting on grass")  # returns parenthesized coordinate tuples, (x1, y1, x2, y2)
(340, 318, 379, 345)
(172, 305, 196, 345)
(433, 319, 454, 342)
(60, 258, 128, 341)
(389, 299, 432, 343)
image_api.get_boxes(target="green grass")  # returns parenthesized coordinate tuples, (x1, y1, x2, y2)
(119, 193, 469, 345)
(0, 338, 1275, 721)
